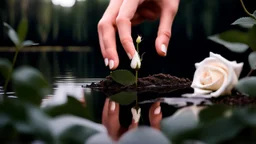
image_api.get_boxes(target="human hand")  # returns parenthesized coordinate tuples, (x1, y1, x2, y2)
(101, 98, 162, 141)
(98, 0, 180, 70)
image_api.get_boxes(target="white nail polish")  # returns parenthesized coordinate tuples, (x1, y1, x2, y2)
(109, 60, 114, 69)
(104, 58, 109, 66)
(110, 102, 115, 111)
(127, 53, 132, 59)
(161, 44, 167, 55)
(154, 106, 161, 115)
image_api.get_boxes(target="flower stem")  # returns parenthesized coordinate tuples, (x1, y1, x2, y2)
(240, 0, 256, 20)
(247, 69, 254, 77)
(4, 46, 19, 98)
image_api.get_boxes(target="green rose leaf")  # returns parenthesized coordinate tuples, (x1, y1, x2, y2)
(253, 10, 256, 18)
(161, 106, 200, 139)
(3, 22, 20, 47)
(248, 25, 256, 51)
(231, 17, 256, 28)
(110, 91, 137, 105)
(235, 77, 256, 96)
(199, 104, 232, 124)
(218, 30, 248, 44)
(17, 17, 28, 43)
(119, 126, 170, 144)
(22, 40, 39, 47)
(208, 35, 249, 53)
(0, 58, 12, 79)
(44, 96, 89, 119)
(49, 115, 106, 144)
(175, 117, 243, 144)
(248, 51, 256, 69)
(85, 133, 113, 144)
(110, 69, 136, 86)
(12, 66, 51, 105)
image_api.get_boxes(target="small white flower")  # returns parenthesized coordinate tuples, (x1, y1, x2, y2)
(182, 52, 243, 98)
(130, 51, 141, 69)
(131, 107, 141, 123)
(41, 84, 84, 107)
(136, 35, 142, 44)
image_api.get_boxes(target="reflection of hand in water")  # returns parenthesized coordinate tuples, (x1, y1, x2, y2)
(102, 98, 163, 141)
(102, 98, 138, 141)
(149, 102, 162, 130)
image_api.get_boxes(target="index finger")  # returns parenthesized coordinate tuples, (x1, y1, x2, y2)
(116, 0, 144, 60)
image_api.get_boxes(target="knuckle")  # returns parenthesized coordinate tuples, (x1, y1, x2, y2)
(97, 19, 110, 31)
(120, 37, 133, 46)
(159, 30, 171, 39)
(115, 16, 129, 25)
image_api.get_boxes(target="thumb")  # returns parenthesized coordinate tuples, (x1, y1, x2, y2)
(155, 1, 179, 57)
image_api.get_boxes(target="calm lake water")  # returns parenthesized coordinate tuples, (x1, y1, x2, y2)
(0, 47, 212, 136)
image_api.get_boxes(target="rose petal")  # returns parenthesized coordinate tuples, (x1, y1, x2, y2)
(130, 51, 141, 69)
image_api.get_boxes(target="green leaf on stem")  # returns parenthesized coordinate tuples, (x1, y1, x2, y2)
(12, 66, 51, 105)
(17, 17, 28, 43)
(161, 106, 201, 139)
(218, 30, 248, 43)
(119, 126, 170, 144)
(235, 77, 256, 96)
(248, 51, 256, 69)
(44, 96, 89, 119)
(110, 91, 137, 105)
(253, 10, 256, 18)
(0, 58, 12, 79)
(248, 25, 256, 51)
(22, 40, 39, 47)
(208, 34, 249, 53)
(3, 22, 20, 47)
(231, 17, 256, 28)
(49, 115, 105, 144)
(111, 69, 136, 86)
(199, 104, 232, 124)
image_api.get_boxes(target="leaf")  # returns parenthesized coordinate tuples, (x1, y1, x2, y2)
(12, 66, 51, 105)
(0, 58, 12, 79)
(253, 10, 256, 18)
(208, 35, 249, 53)
(175, 117, 244, 144)
(199, 104, 232, 124)
(231, 17, 256, 28)
(22, 40, 39, 47)
(248, 51, 256, 69)
(0, 100, 54, 143)
(85, 133, 113, 144)
(44, 96, 89, 119)
(248, 24, 256, 51)
(235, 77, 256, 96)
(119, 126, 170, 144)
(161, 106, 201, 139)
(17, 17, 28, 43)
(49, 115, 106, 144)
(110, 69, 136, 86)
(110, 91, 137, 105)
(3, 22, 20, 47)
(218, 30, 248, 43)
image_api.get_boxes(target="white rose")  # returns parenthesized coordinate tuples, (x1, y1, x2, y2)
(136, 35, 142, 43)
(130, 51, 141, 69)
(182, 52, 243, 98)
(131, 107, 141, 123)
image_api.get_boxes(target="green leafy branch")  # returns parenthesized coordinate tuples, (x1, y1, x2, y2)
(2, 19, 38, 97)
(208, 1, 256, 96)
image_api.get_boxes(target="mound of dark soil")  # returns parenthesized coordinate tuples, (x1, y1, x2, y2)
(85, 73, 256, 106)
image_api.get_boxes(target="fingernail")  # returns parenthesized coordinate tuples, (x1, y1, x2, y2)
(110, 102, 115, 111)
(154, 106, 161, 115)
(109, 60, 114, 69)
(127, 53, 132, 59)
(161, 44, 167, 55)
(104, 58, 109, 66)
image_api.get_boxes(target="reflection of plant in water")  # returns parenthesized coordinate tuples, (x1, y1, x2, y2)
(109, 35, 145, 123)
(208, 0, 256, 96)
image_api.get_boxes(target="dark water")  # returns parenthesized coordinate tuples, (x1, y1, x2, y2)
(0, 48, 214, 136)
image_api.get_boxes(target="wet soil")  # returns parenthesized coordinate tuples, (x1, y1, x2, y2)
(85, 73, 256, 106)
